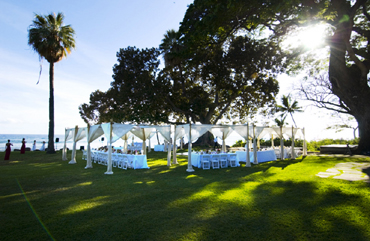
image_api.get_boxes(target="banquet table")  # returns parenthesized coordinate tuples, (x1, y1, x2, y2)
(154, 145, 165, 152)
(126, 154, 149, 169)
(190, 153, 241, 168)
(235, 150, 277, 163)
(91, 151, 149, 169)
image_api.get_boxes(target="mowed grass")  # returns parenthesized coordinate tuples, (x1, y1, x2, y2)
(1, 151, 370, 241)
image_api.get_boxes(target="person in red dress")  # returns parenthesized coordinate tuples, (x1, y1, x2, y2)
(4, 140, 13, 160)
(20, 138, 26, 154)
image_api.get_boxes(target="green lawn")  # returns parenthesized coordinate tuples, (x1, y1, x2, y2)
(1, 151, 370, 241)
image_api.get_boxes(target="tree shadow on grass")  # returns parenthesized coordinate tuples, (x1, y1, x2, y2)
(4, 153, 370, 240)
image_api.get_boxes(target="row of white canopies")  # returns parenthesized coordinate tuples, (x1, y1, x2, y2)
(62, 123, 307, 174)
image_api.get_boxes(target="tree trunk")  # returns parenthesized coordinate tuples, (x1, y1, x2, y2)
(47, 62, 56, 154)
(329, 18, 370, 153)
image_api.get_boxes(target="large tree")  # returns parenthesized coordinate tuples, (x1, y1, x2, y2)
(28, 12, 75, 154)
(80, 35, 282, 131)
(178, 0, 370, 152)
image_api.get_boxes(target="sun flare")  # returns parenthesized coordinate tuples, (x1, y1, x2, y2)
(283, 24, 328, 50)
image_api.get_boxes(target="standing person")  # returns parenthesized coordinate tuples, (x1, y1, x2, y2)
(32, 140, 37, 151)
(4, 140, 13, 160)
(20, 138, 26, 154)
(214, 136, 218, 149)
(40, 141, 46, 151)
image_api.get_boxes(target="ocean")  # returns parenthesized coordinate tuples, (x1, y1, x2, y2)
(0, 134, 100, 152)
(0, 134, 163, 152)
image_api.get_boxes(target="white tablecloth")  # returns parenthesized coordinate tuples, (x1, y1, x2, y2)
(127, 154, 149, 169)
(91, 151, 149, 169)
(154, 145, 165, 152)
(190, 153, 240, 168)
(235, 150, 277, 163)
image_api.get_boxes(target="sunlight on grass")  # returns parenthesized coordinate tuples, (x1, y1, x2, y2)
(9, 160, 21, 163)
(158, 170, 171, 174)
(134, 181, 143, 184)
(29, 163, 62, 168)
(76, 182, 92, 187)
(61, 196, 109, 215)
(218, 182, 259, 203)
(0, 190, 39, 200)
(147, 181, 155, 185)
(186, 174, 202, 179)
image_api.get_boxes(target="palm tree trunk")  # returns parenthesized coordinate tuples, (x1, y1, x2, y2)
(290, 113, 297, 128)
(47, 62, 56, 154)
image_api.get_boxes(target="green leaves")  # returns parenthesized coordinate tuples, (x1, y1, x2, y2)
(28, 12, 75, 63)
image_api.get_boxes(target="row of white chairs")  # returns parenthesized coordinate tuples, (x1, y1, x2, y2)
(83, 151, 135, 170)
(200, 154, 238, 170)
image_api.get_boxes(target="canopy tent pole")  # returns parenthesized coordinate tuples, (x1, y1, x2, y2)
(148, 132, 151, 153)
(271, 134, 274, 148)
(142, 128, 146, 155)
(186, 123, 195, 172)
(85, 124, 93, 169)
(62, 128, 68, 161)
(172, 125, 178, 164)
(291, 126, 295, 159)
(167, 128, 172, 167)
(253, 124, 258, 164)
(303, 127, 307, 156)
(245, 124, 251, 167)
(257, 138, 260, 150)
(222, 132, 226, 153)
(280, 126, 284, 160)
(105, 122, 113, 175)
(69, 125, 78, 164)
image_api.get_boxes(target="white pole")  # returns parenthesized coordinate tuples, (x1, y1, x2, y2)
(271, 134, 274, 148)
(172, 125, 178, 164)
(253, 124, 258, 164)
(291, 126, 295, 159)
(105, 122, 113, 174)
(186, 123, 194, 172)
(280, 126, 284, 160)
(142, 128, 146, 155)
(85, 124, 93, 169)
(69, 125, 78, 164)
(167, 127, 172, 166)
(245, 124, 251, 167)
(62, 128, 68, 161)
(303, 127, 307, 156)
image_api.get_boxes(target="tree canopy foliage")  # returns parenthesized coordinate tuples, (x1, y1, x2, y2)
(176, 0, 370, 151)
(80, 33, 283, 125)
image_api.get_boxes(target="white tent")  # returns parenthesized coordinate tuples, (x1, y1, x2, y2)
(63, 122, 307, 174)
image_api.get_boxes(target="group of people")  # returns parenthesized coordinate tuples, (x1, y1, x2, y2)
(4, 138, 46, 160)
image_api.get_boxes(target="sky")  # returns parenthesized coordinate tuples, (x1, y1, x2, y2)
(0, 0, 356, 142)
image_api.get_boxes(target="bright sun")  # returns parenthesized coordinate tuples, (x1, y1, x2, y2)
(283, 24, 328, 50)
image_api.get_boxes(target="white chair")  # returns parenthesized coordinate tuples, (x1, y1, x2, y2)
(201, 155, 211, 170)
(220, 154, 228, 168)
(112, 153, 119, 167)
(128, 156, 136, 169)
(228, 154, 237, 167)
(118, 155, 129, 170)
(210, 155, 220, 169)
(82, 150, 87, 160)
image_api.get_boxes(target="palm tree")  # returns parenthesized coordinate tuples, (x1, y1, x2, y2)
(159, 29, 182, 68)
(274, 114, 288, 127)
(277, 95, 303, 127)
(28, 12, 75, 154)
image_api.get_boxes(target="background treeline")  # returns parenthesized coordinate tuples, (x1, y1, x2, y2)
(232, 139, 360, 152)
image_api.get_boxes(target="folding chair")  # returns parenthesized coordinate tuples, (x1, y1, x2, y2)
(210, 155, 220, 169)
(220, 154, 228, 168)
(201, 154, 211, 170)
(228, 154, 237, 167)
